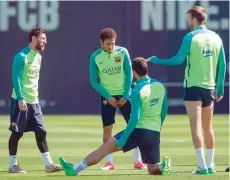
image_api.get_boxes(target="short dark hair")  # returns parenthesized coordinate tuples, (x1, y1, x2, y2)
(187, 6, 207, 24)
(100, 28, 117, 42)
(132, 57, 148, 76)
(29, 27, 46, 42)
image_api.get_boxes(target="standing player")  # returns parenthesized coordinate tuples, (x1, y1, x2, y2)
(89, 28, 145, 170)
(145, 6, 226, 174)
(59, 57, 171, 176)
(8, 27, 62, 173)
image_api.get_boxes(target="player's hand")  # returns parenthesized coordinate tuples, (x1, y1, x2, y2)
(116, 146, 122, 151)
(108, 97, 117, 108)
(117, 97, 127, 107)
(215, 95, 223, 102)
(18, 100, 28, 111)
(143, 58, 150, 62)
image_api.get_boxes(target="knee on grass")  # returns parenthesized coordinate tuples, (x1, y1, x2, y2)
(147, 164, 161, 175)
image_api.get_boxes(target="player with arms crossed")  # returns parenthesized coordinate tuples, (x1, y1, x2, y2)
(89, 28, 145, 170)
(59, 57, 171, 176)
(8, 27, 62, 173)
(145, 6, 226, 174)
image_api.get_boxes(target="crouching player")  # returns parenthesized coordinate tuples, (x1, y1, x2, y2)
(59, 57, 171, 176)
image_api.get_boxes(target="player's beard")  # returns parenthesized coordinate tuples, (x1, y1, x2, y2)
(106, 49, 113, 53)
(35, 41, 46, 52)
(103, 47, 113, 54)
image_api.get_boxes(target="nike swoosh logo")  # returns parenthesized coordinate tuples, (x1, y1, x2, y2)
(99, 62, 104, 64)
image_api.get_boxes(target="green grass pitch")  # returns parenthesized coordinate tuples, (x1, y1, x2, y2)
(0, 115, 229, 180)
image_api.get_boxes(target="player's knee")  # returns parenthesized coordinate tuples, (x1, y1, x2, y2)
(42, 131, 47, 137)
(103, 134, 112, 142)
(11, 131, 23, 140)
(35, 131, 47, 140)
(203, 125, 213, 132)
(148, 168, 161, 175)
(103, 125, 112, 133)
(147, 164, 161, 175)
(103, 137, 111, 143)
(103, 127, 112, 142)
(192, 128, 202, 136)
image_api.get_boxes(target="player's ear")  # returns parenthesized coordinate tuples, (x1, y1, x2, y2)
(32, 36, 37, 42)
(100, 39, 103, 46)
(133, 71, 137, 79)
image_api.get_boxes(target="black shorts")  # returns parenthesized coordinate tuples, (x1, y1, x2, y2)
(184, 87, 215, 107)
(114, 128, 160, 164)
(9, 98, 46, 133)
(101, 95, 131, 127)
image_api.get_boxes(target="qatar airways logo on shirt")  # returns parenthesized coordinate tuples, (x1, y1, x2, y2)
(102, 66, 122, 75)
(202, 49, 214, 57)
(29, 68, 40, 75)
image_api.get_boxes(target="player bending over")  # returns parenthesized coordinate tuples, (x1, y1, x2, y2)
(89, 28, 145, 170)
(59, 57, 171, 176)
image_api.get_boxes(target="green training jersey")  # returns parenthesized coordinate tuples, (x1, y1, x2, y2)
(89, 46, 132, 100)
(150, 25, 226, 96)
(12, 46, 42, 104)
(116, 76, 168, 147)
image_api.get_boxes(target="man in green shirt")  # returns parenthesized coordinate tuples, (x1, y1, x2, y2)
(146, 6, 226, 175)
(89, 28, 145, 170)
(8, 27, 61, 173)
(59, 57, 171, 176)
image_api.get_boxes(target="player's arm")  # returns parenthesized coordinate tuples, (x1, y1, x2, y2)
(89, 54, 111, 100)
(116, 90, 140, 148)
(216, 44, 226, 97)
(123, 49, 133, 99)
(160, 91, 168, 126)
(149, 35, 191, 66)
(12, 54, 24, 100)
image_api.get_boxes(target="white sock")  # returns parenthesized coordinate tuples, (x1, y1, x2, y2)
(73, 160, 88, 174)
(207, 149, 214, 168)
(196, 148, 207, 169)
(9, 155, 17, 168)
(106, 154, 113, 164)
(134, 147, 142, 163)
(41, 152, 53, 167)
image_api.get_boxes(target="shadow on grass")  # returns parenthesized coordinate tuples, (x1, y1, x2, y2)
(0, 163, 228, 175)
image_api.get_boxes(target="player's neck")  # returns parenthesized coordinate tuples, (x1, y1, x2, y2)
(193, 23, 205, 30)
(136, 75, 148, 81)
(29, 43, 38, 52)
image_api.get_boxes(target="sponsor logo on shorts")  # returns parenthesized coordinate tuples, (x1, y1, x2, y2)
(103, 100, 108, 105)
